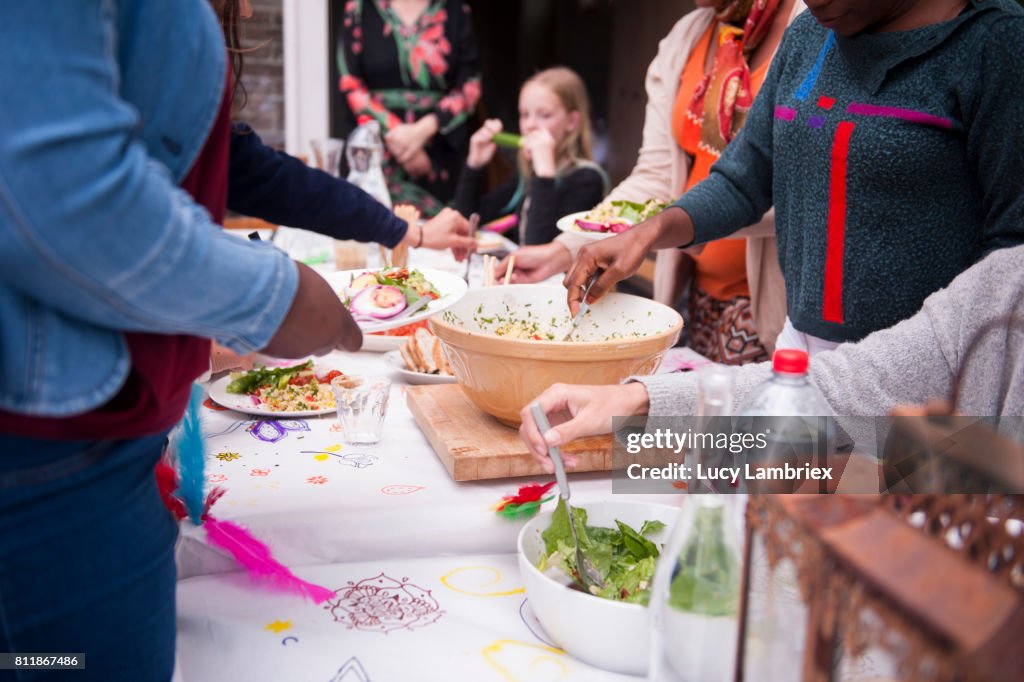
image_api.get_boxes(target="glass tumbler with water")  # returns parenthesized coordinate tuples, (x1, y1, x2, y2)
(331, 375, 391, 445)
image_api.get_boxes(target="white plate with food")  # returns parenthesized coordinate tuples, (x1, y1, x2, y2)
(359, 319, 432, 352)
(324, 266, 468, 334)
(207, 360, 344, 417)
(556, 199, 668, 241)
(385, 350, 455, 385)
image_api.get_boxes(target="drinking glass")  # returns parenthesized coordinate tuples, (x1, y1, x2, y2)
(331, 375, 391, 445)
(310, 138, 345, 177)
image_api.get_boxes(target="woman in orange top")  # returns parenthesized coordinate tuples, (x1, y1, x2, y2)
(671, 0, 791, 364)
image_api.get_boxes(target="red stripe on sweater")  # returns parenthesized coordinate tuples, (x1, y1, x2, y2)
(824, 121, 855, 324)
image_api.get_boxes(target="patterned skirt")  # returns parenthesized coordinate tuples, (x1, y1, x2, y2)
(687, 286, 769, 366)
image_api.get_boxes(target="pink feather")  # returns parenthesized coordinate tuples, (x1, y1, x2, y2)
(203, 516, 336, 604)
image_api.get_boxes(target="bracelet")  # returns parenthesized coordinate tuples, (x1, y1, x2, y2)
(415, 224, 424, 248)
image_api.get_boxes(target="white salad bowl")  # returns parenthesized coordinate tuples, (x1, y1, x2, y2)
(517, 499, 678, 676)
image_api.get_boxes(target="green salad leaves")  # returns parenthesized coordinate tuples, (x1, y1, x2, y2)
(225, 360, 313, 395)
(538, 499, 666, 604)
(609, 199, 666, 224)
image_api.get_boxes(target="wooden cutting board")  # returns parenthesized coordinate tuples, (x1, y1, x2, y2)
(406, 384, 612, 481)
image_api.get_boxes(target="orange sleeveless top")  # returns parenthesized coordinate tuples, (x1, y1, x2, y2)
(672, 24, 772, 302)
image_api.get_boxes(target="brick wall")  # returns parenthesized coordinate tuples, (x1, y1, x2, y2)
(239, 0, 285, 150)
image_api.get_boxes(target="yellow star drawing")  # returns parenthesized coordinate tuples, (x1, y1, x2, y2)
(215, 452, 241, 462)
(264, 619, 292, 634)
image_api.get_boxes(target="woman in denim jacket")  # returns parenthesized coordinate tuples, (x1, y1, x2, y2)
(0, 2, 360, 678)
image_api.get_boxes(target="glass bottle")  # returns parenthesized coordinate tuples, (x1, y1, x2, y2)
(649, 495, 744, 681)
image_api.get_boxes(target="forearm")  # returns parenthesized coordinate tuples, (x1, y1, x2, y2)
(229, 127, 407, 247)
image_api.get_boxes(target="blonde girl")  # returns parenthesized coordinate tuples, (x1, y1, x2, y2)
(453, 66, 608, 246)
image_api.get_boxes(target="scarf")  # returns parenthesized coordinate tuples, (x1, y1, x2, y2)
(688, 0, 781, 156)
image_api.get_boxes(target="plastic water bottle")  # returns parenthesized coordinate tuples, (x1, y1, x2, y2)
(733, 349, 836, 493)
(346, 117, 392, 210)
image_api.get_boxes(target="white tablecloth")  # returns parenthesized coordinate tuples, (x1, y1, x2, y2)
(174, 251, 695, 681)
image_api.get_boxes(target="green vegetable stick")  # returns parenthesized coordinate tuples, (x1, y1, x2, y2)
(492, 132, 523, 149)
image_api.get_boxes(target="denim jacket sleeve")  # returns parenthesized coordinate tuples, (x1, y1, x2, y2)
(0, 0, 297, 355)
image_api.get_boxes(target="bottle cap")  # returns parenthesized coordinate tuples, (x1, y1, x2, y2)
(772, 349, 809, 375)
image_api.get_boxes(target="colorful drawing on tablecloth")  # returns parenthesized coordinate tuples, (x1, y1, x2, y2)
(324, 444, 342, 452)
(329, 423, 343, 433)
(281, 636, 299, 646)
(249, 420, 312, 443)
(208, 474, 228, 483)
(301, 450, 379, 469)
(250, 469, 271, 477)
(208, 419, 313, 443)
(314, 454, 330, 462)
(215, 452, 241, 462)
(440, 566, 525, 597)
(328, 657, 372, 682)
(326, 573, 444, 633)
(265, 619, 292, 634)
(307, 476, 329, 485)
(518, 599, 558, 648)
(481, 639, 569, 682)
(380, 485, 425, 496)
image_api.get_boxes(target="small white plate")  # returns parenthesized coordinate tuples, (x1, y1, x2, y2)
(384, 350, 456, 385)
(207, 373, 337, 418)
(555, 211, 630, 242)
(323, 267, 468, 334)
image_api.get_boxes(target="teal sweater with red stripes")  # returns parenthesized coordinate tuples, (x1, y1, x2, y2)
(675, 0, 1024, 343)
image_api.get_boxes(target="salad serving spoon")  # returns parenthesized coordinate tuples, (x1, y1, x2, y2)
(529, 402, 605, 592)
(561, 273, 599, 342)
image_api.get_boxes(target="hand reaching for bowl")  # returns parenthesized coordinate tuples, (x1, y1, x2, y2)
(496, 242, 572, 284)
(564, 206, 697, 316)
(519, 382, 651, 472)
(408, 207, 477, 260)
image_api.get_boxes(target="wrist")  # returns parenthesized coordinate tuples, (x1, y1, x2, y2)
(415, 223, 425, 248)
(622, 381, 651, 415)
(532, 154, 556, 178)
(419, 114, 440, 138)
(649, 206, 694, 249)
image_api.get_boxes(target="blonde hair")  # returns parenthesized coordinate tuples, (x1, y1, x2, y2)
(518, 66, 594, 181)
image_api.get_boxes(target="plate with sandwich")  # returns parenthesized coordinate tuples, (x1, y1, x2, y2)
(386, 328, 456, 385)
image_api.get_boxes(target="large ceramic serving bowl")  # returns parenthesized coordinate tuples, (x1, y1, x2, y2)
(517, 499, 677, 675)
(429, 284, 682, 426)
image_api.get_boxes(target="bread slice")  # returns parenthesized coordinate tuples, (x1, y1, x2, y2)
(398, 342, 419, 372)
(414, 328, 439, 374)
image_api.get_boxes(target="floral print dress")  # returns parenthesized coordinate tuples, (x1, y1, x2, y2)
(337, 0, 481, 215)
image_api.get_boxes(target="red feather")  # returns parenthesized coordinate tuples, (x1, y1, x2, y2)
(203, 516, 336, 604)
(155, 461, 188, 520)
(495, 481, 556, 511)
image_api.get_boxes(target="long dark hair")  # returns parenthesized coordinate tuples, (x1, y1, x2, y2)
(213, 0, 248, 111)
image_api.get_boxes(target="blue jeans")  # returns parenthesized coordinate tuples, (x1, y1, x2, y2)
(0, 433, 178, 681)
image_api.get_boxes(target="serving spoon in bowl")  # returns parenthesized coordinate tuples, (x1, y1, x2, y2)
(529, 402, 605, 592)
(561, 273, 599, 342)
